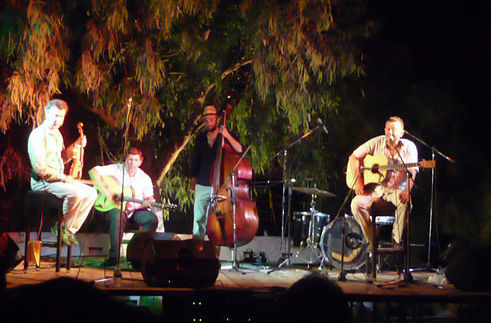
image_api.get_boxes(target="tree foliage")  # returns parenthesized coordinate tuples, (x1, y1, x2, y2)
(0, 0, 368, 209)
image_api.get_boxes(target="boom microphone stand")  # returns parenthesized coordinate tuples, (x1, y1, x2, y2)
(268, 124, 324, 273)
(404, 130, 454, 271)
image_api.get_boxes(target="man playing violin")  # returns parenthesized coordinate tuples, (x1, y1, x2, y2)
(89, 147, 158, 266)
(28, 99, 97, 246)
(348, 116, 419, 249)
(190, 105, 243, 240)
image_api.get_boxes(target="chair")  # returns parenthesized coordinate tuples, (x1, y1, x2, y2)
(23, 190, 72, 272)
(367, 200, 406, 280)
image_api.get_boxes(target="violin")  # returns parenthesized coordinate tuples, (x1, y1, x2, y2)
(206, 95, 259, 247)
(68, 122, 84, 179)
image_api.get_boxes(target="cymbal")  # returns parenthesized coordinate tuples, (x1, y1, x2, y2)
(292, 187, 336, 197)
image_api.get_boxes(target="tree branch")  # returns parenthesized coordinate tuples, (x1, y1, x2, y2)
(155, 58, 253, 186)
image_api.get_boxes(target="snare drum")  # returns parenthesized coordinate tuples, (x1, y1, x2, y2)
(292, 211, 330, 246)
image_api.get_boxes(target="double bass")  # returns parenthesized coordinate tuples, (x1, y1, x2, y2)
(206, 102, 259, 247)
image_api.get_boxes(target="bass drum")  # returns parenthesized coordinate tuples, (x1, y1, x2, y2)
(320, 216, 367, 271)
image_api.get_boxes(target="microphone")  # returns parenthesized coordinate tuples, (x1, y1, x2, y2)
(345, 232, 363, 249)
(317, 118, 328, 134)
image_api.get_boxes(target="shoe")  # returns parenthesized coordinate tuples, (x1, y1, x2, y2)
(50, 224, 58, 237)
(67, 232, 79, 246)
(101, 257, 117, 267)
(50, 222, 66, 238)
(61, 230, 71, 246)
(52, 223, 71, 246)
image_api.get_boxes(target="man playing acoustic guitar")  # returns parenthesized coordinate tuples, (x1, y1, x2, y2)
(89, 147, 158, 267)
(347, 116, 419, 249)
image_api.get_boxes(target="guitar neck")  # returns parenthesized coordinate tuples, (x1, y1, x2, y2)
(379, 162, 420, 172)
(120, 196, 175, 210)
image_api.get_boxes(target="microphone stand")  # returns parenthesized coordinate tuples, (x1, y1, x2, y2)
(218, 146, 251, 274)
(404, 130, 454, 271)
(268, 124, 323, 273)
(95, 97, 132, 286)
(379, 143, 416, 286)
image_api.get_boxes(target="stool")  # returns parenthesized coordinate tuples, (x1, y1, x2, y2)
(367, 201, 406, 280)
(23, 191, 72, 272)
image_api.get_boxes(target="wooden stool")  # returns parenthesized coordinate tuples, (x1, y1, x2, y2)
(23, 191, 72, 272)
(367, 200, 406, 280)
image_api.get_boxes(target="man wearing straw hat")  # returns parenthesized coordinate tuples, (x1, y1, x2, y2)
(189, 105, 243, 240)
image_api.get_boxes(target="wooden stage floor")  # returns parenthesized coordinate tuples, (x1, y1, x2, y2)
(5, 258, 490, 301)
(5, 258, 491, 322)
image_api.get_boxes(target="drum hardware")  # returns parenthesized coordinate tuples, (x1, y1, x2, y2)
(292, 211, 330, 247)
(266, 123, 327, 274)
(292, 187, 336, 198)
(318, 174, 363, 279)
(290, 191, 326, 267)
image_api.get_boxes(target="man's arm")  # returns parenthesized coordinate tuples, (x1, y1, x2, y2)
(220, 126, 242, 153)
(348, 154, 366, 195)
(88, 167, 112, 199)
(398, 169, 417, 204)
(189, 177, 197, 192)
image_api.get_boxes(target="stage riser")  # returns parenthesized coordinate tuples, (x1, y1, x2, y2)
(8, 232, 110, 257)
(9, 232, 325, 265)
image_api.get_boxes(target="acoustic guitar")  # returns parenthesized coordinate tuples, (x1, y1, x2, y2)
(346, 154, 435, 189)
(87, 175, 177, 212)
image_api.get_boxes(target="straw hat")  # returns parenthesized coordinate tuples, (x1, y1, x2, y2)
(201, 105, 218, 118)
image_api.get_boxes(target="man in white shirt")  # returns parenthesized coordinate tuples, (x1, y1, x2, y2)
(89, 147, 158, 266)
(27, 99, 97, 246)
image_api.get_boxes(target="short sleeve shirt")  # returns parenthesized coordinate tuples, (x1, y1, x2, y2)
(353, 135, 418, 191)
(92, 163, 154, 216)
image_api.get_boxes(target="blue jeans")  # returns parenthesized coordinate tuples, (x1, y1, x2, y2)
(107, 208, 158, 258)
(193, 184, 213, 240)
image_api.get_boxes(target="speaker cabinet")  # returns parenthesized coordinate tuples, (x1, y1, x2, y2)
(0, 233, 22, 274)
(127, 232, 220, 288)
(444, 244, 491, 292)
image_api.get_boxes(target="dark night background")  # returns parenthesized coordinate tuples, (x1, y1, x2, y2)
(1, 0, 490, 267)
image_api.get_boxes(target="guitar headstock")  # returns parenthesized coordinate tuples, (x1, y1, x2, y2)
(419, 160, 436, 169)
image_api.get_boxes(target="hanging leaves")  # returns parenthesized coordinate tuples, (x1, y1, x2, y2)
(0, 0, 368, 203)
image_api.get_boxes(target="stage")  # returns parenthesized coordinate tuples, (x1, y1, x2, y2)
(5, 254, 491, 322)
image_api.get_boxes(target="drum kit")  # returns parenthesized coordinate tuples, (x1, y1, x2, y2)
(286, 186, 368, 271)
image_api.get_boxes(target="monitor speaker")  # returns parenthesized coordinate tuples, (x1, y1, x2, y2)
(127, 231, 220, 288)
(1, 233, 22, 276)
(444, 243, 491, 292)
